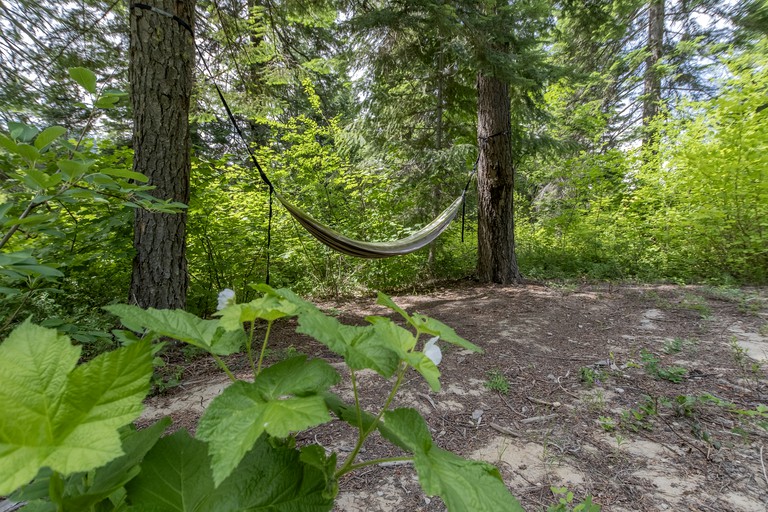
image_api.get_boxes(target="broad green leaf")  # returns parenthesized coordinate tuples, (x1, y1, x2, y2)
(322, 392, 378, 432)
(0, 286, 22, 296)
(61, 418, 170, 509)
(104, 305, 245, 356)
(57, 159, 93, 180)
(18, 501, 55, 511)
(125, 430, 213, 512)
(403, 351, 441, 392)
(382, 408, 523, 512)
(275, 287, 400, 376)
(253, 354, 340, 399)
(8, 121, 39, 142)
(0, 132, 19, 154)
(0, 321, 152, 495)
(377, 292, 413, 325)
(127, 431, 335, 512)
(412, 314, 482, 352)
(65, 189, 98, 200)
(100, 168, 149, 182)
(16, 143, 40, 163)
(11, 264, 65, 278)
(94, 95, 119, 109)
(413, 448, 522, 512)
(12, 418, 171, 509)
(216, 294, 298, 330)
(296, 311, 400, 376)
(300, 444, 337, 477)
(368, 318, 440, 391)
(197, 356, 338, 485)
(102, 88, 127, 96)
(0, 324, 81, 488)
(3, 214, 54, 229)
(90, 174, 116, 186)
(34, 126, 67, 150)
(22, 169, 57, 190)
(212, 438, 336, 511)
(368, 315, 416, 352)
(381, 408, 433, 453)
(0, 251, 37, 266)
(69, 67, 97, 94)
(257, 285, 316, 313)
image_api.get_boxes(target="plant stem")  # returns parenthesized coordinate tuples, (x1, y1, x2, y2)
(350, 370, 362, 429)
(255, 320, 273, 376)
(336, 362, 408, 477)
(345, 370, 366, 471)
(0, 199, 40, 250)
(49, 470, 64, 511)
(336, 456, 414, 477)
(212, 354, 236, 381)
(379, 363, 408, 416)
(0, 288, 34, 334)
(246, 318, 257, 377)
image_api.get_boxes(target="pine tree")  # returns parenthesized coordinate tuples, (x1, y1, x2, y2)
(0, 0, 129, 132)
(128, 0, 195, 309)
(346, 0, 553, 283)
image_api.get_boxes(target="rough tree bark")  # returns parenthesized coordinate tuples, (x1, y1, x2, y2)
(476, 72, 522, 284)
(642, 0, 665, 150)
(427, 49, 445, 272)
(129, 0, 195, 309)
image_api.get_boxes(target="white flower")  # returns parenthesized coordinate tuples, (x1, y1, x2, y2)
(217, 288, 236, 310)
(423, 336, 442, 366)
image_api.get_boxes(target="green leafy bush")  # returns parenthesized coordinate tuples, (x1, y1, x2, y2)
(517, 43, 768, 284)
(1, 285, 525, 511)
(0, 68, 185, 337)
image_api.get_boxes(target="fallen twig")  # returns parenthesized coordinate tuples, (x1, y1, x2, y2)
(520, 413, 558, 424)
(555, 375, 580, 399)
(417, 392, 437, 409)
(500, 396, 527, 418)
(490, 422, 521, 437)
(527, 396, 561, 408)
(761, 445, 768, 490)
(379, 460, 413, 468)
(656, 411, 710, 459)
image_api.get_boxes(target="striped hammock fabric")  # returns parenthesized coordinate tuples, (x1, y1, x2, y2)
(275, 191, 465, 258)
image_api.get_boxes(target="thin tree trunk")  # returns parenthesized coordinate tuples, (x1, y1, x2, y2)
(476, 72, 521, 284)
(129, 0, 194, 309)
(642, 0, 664, 150)
(247, 0, 266, 96)
(427, 51, 445, 272)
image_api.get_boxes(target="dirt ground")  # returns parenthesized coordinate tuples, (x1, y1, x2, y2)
(140, 281, 768, 511)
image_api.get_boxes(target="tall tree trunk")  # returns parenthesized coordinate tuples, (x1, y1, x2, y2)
(476, 72, 521, 284)
(642, 0, 664, 150)
(129, 0, 194, 309)
(247, 0, 266, 96)
(427, 50, 445, 272)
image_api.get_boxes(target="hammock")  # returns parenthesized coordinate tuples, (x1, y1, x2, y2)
(276, 191, 465, 259)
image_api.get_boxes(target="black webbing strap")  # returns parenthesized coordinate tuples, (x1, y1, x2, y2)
(131, 2, 274, 283)
(132, 3, 193, 34)
(460, 157, 478, 244)
(266, 188, 273, 284)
